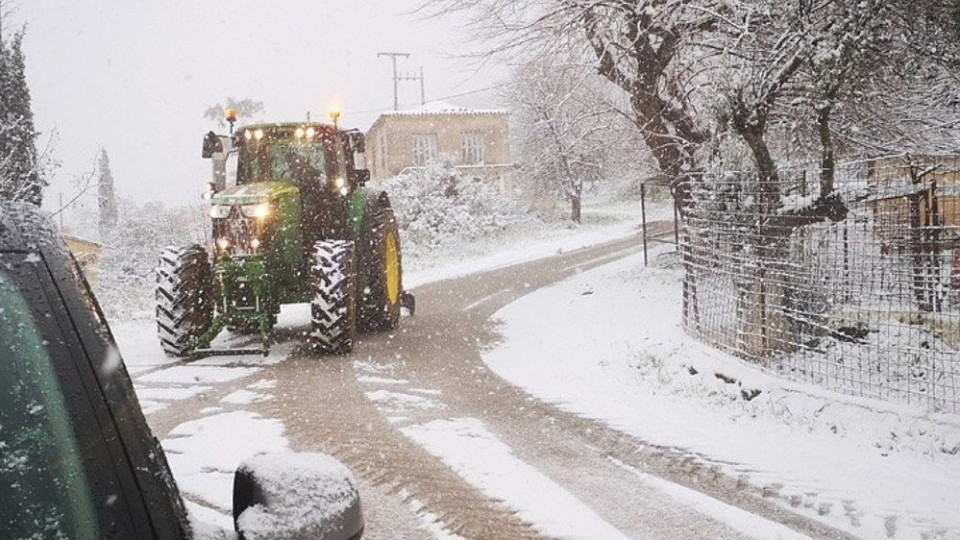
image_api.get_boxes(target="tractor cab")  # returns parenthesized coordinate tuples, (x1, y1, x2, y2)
(203, 121, 369, 246)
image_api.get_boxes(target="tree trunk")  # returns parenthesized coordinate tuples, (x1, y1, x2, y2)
(818, 105, 835, 199)
(571, 195, 581, 224)
(631, 93, 704, 216)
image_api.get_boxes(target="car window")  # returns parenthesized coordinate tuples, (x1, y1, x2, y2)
(0, 265, 98, 540)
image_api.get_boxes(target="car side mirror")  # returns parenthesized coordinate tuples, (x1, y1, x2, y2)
(233, 452, 363, 540)
(202, 131, 224, 159)
(349, 169, 370, 186)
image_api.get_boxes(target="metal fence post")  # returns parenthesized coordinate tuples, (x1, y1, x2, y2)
(641, 183, 648, 267)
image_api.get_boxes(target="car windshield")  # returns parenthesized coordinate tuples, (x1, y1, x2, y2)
(238, 137, 328, 186)
(0, 265, 98, 540)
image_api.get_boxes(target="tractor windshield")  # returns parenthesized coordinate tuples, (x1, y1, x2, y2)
(238, 137, 329, 186)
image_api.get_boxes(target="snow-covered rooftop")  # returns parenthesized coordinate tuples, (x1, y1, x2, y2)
(380, 100, 509, 117)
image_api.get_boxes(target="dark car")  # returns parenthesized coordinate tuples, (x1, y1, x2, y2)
(0, 201, 363, 540)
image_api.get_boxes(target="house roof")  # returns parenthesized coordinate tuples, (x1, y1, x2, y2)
(368, 101, 510, 134)
(62, 234, 105, 249)
(380, 100, 510, 118)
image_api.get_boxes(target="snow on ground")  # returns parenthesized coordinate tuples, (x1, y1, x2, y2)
(112, 320, 182, 375)
(186, 500, 234, 532)
(401, 198, 673, 288)
(138, 399, 168, 415)
(609, 458, 811, 540)
(138, 365, 260, 385)
(366, 389, 445, 412)
(162, 411, 289, 511)
(354, 360, 631, 540)
(401, 417, 631, 540)
(134, 385, 212, 401)
(221, 388, 274, 405)
(404, 220, 642, 289)
(398, 488, 465, 540)
(482, 248, 960, 540)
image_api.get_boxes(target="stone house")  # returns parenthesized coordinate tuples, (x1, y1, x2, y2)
(63, 234, 104, 286)
(365, 101, 514, 192)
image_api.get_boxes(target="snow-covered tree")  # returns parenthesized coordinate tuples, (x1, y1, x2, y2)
(94, 200, 208, 319)
(427, 0, 729, 205)
(378, 161, 534, 255)
(97, 148, 118, 240)
(506, 59, 621, 223)
(0, 26, 45, 205)
(204, 97, 265, 128)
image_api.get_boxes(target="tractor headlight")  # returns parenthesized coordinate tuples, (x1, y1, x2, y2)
(210, 205, 231, 219)
(295, 127, 305, 139)
(241, 202, 272, 220)
(333, 177, 345, 189)
(251, 238, 261, 250)
(216, 238, 230, 250)
(339, 186, 349, 196)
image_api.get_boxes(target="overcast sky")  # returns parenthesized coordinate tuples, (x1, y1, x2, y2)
(16, 0, 505, 208)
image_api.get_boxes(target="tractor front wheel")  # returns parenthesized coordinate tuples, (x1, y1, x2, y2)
(310, 240, 358, 354)
(156, 245, 214, 357)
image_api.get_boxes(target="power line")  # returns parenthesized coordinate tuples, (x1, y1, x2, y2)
(348, 83, 507, 116)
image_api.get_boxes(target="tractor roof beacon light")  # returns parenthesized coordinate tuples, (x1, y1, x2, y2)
(225, 108, 238, 134)
(329, 106, 341, 131)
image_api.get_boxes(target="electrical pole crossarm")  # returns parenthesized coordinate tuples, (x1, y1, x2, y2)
(377, 52, 411, 111)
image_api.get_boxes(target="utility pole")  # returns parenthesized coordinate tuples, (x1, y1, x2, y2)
(398, 66, 426, 106)
(377, 52, 410, 111)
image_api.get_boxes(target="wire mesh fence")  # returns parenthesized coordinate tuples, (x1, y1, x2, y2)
(680, 156, 960, 413)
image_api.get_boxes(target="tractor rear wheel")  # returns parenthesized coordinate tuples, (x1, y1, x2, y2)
(156, 245, 214, 357)
(359, 208, 403, 332)
(310, 240, 357, 354)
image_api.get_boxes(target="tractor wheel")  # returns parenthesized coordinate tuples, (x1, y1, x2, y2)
(156, 245, 214, 357)
(359, 208, 403, 332)
(310, 240, 358, 354)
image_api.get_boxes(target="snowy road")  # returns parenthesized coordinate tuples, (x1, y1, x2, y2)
(131, 222, 855, 539)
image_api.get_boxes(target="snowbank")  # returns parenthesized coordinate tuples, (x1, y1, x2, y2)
(376, 161, 536, 257)
(483, 249, 960, 539)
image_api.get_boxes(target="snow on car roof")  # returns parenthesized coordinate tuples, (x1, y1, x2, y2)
(0, 201, 69, 258)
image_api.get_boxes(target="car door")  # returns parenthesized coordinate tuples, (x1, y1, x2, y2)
(48, 248, 192, 540)
(0, 251, 184, 539)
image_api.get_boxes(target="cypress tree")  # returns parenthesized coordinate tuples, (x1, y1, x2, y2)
(0, 28, 45, 205)
(97, 148, 117, 239)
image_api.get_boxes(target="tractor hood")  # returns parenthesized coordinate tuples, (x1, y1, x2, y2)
(212, 182, 298, 206)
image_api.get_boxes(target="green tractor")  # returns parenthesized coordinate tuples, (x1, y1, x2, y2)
(156, 113, 413, 358)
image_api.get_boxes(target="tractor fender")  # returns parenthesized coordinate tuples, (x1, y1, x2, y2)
(362, 190, 392, 221)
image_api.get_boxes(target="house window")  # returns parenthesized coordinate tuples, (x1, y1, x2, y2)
(461, 131, 485, 165)
(412, 133, 438, 166)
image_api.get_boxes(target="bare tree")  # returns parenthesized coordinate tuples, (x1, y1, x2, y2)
(203, 97, 264, 128)
(425, 0, 732, 205)
(507, 59, 619, 223)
